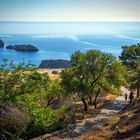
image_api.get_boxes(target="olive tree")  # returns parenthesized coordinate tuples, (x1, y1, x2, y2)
(61, 50, 126, 112)
(120, 44, 140, 98)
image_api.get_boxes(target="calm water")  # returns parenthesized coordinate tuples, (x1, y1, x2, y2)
(0, 22, 140, 66)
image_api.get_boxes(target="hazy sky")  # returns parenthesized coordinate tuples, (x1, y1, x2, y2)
(0, 0, 140, 22)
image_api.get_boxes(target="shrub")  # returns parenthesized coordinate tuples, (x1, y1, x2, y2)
(52, 70, 59, 75)
(21, 105, 72, 139)
(0, 103, 27, 140)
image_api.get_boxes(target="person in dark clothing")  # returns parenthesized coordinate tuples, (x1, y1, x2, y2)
(124, 93, 128, 102)
(129, 91, 134, 103)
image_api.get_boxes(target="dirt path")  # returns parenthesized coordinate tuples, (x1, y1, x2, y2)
(32, 87, 129, 140)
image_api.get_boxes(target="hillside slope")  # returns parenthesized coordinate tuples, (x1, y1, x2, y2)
(112, 99, 140, 139)
(81, 99, 140, 140)
(31, 94, 127, 140)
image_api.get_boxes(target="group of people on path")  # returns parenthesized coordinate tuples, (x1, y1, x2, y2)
(124, 91, 135, 103)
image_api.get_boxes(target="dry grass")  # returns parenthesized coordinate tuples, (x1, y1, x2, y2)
(37, 68, 62, 80)
(106, 115, 120, 126)
(0, 103, 28, 133)
(105, 93, 116, 101)
(81, 128, 112, 140)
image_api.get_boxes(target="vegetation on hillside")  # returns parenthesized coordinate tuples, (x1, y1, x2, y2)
(0, 60, 72, 139)
(61, 50, 126, 112)
(0, 44, 140, 139)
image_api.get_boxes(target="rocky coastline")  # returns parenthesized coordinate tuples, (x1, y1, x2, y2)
(39, 59, 70, 69)
(0, 39, 69, 69)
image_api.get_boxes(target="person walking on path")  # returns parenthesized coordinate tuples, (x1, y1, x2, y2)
(129, 91, 134, 103)
(124, 93, 128, 102)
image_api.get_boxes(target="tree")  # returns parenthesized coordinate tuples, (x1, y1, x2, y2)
(119, 43, 140, 70)
(61, 50, 126, 112)
(120, 44, 140, 98)
(129, 61, 140, 98)
(45, 79, 64, 107)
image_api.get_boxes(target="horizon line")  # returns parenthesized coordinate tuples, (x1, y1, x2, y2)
(0, 20, 140, 23)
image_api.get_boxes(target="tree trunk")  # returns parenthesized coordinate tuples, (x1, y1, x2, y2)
(93, 89, 100, 109)
(136, 86, 139, 98)
(46, 96, 53, 107)
(88, 95, 93, 105)
(81, 97, 88, 112)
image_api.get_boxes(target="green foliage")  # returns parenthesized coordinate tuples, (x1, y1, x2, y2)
(119, 43, 140, 70)
(120, 44, 140, 97)
(61, 50, 126, 111)
(0, 60, 67, 139)
(21, 105, 72, 139)
(46, 79, 64, 107)
(0, 60, 37, 104)
(0, 48, 128, 139)
(63, 50, 126, 94)
(129, 61, 140, 97)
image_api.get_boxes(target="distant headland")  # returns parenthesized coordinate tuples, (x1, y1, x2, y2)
(39, 59, 70, 69)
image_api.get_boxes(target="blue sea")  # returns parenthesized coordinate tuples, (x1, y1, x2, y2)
(0, 22, 140, 66)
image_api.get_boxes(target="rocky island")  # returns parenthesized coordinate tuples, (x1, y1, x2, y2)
(0, 39, 4, 48)
(6, 45, 39, 52)
(39, 59, 70, 68)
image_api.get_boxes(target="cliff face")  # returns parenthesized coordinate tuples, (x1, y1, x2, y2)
(39, 59, 70, 69)
(6, 45, 39, 52)
(0, 39, 4, 48)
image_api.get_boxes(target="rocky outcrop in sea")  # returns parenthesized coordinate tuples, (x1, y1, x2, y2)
(0, 39, 4, 48)
(6, 45, 39, 52)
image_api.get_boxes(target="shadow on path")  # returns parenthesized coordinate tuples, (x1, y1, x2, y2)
(59, 99, 127, 139)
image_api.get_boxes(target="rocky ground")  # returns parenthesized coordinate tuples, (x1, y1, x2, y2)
(32, 87, 130, 140)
